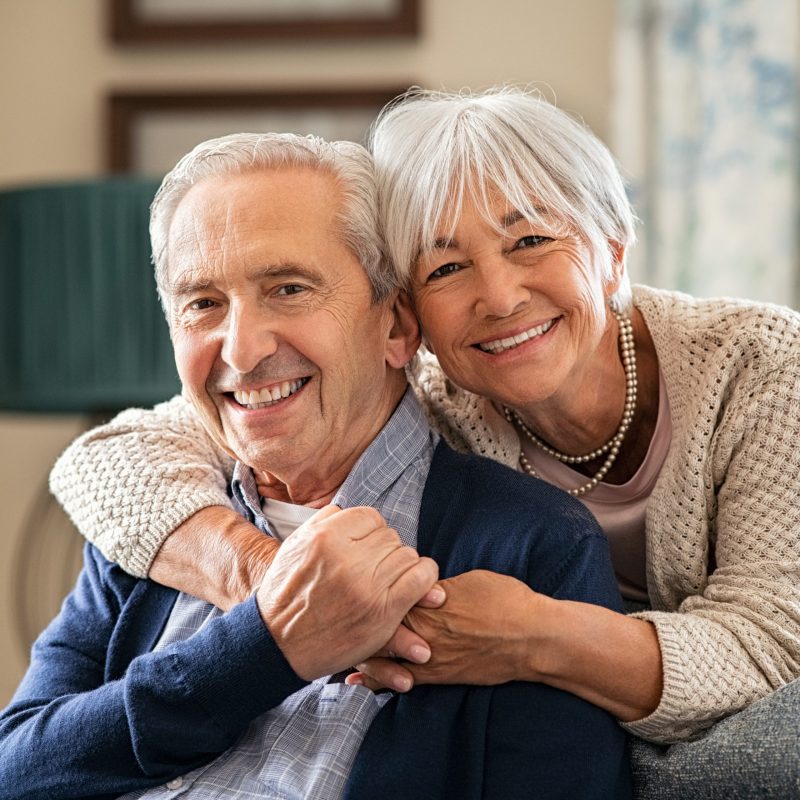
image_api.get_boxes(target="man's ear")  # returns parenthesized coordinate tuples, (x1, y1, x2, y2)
(385, 290, 421, 369)
(603, 240, 626, 299)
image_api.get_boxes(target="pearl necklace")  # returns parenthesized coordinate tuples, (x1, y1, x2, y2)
(503, 311, 638, 497)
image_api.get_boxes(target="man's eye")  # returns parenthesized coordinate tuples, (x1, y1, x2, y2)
(189, 298, 216, 311)
(275, 284, 305, 296)
(429, 263, 461, 280)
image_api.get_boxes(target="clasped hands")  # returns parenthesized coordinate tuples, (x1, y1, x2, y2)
(256, 504, 541, 689)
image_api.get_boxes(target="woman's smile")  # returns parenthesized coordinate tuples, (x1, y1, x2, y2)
(474, 316, 560, 355)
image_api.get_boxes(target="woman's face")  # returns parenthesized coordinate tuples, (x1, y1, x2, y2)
(411, 190, 620, 413)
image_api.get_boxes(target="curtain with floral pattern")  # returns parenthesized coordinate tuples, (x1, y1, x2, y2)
(613, 0, 799, 306)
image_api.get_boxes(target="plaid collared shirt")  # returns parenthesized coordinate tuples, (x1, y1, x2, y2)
(121, 388, 437, 800)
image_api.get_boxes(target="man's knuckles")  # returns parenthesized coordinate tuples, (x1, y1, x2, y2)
(332, 505, 387, 536)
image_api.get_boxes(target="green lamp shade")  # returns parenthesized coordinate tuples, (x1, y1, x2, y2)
(0, 179, 180, 412)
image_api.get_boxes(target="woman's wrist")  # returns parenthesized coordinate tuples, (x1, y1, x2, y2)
(150, 505, 278, 609)
(518, 593, 562, 683)
(224, 517, 280, 607)
(524, 596, 664, 721)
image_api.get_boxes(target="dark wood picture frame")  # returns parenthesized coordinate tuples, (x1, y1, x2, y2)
(109, 0, 419, 42)
(107, 87, 409, 173)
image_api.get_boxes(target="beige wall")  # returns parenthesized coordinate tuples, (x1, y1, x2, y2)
(0, 0, 615, 703)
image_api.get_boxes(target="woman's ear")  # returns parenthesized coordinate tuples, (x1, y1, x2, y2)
(385, 290, 422, 368)
(603, 240, 626, 298)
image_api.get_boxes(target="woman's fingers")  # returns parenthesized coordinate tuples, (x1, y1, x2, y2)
(347, 658, 415, 693)
(416, 583, 446, 608)
(377, 622, 432, 664)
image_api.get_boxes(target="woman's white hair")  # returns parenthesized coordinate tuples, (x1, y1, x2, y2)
(150, 131, 396, 306)
(369, 87, 637, 310)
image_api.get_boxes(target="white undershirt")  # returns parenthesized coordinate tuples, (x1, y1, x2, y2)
(521, 373, 672, 603)
(260, 496, 316, 541)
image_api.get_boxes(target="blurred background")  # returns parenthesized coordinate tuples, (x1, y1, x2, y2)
(0, 0, 797, 705)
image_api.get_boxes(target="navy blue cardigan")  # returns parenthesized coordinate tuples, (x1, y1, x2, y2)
(0, 442, 630, 799)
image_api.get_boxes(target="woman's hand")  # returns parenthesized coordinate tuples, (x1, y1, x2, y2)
(346, 569, 663, 723)
(343, 582, 447, 692)
(347, 570, 545, 691)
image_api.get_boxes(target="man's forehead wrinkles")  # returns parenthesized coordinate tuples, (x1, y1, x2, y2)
(218, 202, 240, 249)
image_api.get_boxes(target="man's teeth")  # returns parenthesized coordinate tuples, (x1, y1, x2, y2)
(233, 379, 305, 409)
(478, 319, 555, 354)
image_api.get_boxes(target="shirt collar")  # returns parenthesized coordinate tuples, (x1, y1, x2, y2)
(332, 387, 431, 511)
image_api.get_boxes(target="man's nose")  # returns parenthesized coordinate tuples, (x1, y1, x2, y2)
(220, 305, 278, 374)
(474, 260, 532, 319)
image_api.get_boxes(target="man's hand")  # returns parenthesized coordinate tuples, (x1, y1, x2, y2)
(256, 505, 439, 680)
(347, 570, 545, 691)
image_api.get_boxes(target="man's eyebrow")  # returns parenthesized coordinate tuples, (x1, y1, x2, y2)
(247, 263, 325, 284)
(169, 275, 214, 299)
(168, 263, 325, 297)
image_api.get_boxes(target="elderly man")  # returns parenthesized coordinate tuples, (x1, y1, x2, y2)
(1, 133, 630, 799)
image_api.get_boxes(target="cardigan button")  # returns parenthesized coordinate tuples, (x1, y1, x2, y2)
(166, 777, 184, 790)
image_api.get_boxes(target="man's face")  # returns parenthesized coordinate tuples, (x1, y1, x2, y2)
(164, 167, 416, 501)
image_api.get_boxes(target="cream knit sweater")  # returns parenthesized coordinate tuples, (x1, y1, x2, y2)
(50, 286, 800, 744)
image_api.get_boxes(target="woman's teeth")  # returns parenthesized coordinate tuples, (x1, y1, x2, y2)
(233, 379, 306, 409)
(478, 319, 555, 354)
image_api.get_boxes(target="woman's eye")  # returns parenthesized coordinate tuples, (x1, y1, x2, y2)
(516, 235, 550, 249)
(429, 263, 462, 280)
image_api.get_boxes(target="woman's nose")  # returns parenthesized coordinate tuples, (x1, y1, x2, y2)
(474, 260, 532, 319)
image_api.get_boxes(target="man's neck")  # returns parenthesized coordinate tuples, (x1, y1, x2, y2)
(252, 379, 409, 507)
(255, 474, 338, 508)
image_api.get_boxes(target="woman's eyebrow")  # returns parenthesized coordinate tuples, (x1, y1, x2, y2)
(502, 210, 527, 228)
(502, 208, 552, 228)
(419, 207, 547, 259)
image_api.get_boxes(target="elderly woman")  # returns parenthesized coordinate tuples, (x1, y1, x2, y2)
(51, 88, 800, 796)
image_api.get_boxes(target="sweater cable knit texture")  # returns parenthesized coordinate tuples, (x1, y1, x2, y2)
(49, 285, 800, 744)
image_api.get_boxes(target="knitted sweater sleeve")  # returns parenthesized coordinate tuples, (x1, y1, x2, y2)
(49, 395, 235, 578)
(625, 349, 800, 743)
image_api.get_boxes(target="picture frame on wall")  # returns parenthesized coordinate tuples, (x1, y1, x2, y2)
(109, 0, 419, 42)
(107, 87, 410, 175)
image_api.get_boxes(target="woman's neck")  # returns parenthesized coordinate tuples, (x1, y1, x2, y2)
(510, 308, 661, 484)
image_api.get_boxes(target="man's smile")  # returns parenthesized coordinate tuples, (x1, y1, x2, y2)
(230, 377, 310, 410)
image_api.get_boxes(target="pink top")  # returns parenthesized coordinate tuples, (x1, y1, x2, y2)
(521, 374, 672, 602)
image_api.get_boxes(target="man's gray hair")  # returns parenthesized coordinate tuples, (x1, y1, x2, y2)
(151, 131, 396, 305)
(369, 87, 637, 310)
